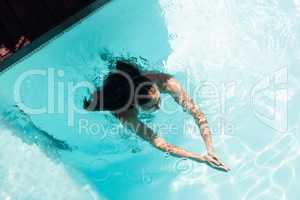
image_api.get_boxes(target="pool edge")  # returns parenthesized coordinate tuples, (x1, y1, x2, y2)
(0, 0, 112, 74)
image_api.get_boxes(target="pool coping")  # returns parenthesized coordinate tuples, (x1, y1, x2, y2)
(0, 0, 112, 74)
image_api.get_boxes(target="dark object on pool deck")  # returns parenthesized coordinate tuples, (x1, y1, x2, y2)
(0, 36, 30, 62)
(0, 0, 111, 65)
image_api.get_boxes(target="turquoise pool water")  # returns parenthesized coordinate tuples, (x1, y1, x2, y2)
(0, 0, 300, 199)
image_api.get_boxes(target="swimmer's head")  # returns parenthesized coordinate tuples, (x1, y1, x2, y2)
(134, 76, 161, 112)
(83, 60, 161, 113)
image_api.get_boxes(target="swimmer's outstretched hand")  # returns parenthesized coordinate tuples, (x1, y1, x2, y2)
(205, 152, 230, 172)
(190, 153, 230, 172)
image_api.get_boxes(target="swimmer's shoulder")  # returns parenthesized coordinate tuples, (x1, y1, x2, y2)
(142, 72, 174, 90)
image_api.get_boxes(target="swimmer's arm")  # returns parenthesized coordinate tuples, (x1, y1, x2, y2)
(114, 112, 206, 162)
(164, 77, 215, 154)
(142, 73, 215, 153)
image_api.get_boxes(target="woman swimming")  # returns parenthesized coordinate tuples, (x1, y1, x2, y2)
(83, 60, 230, 172)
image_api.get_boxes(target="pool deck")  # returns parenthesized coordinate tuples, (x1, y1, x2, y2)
(0, 0, 111, 73)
